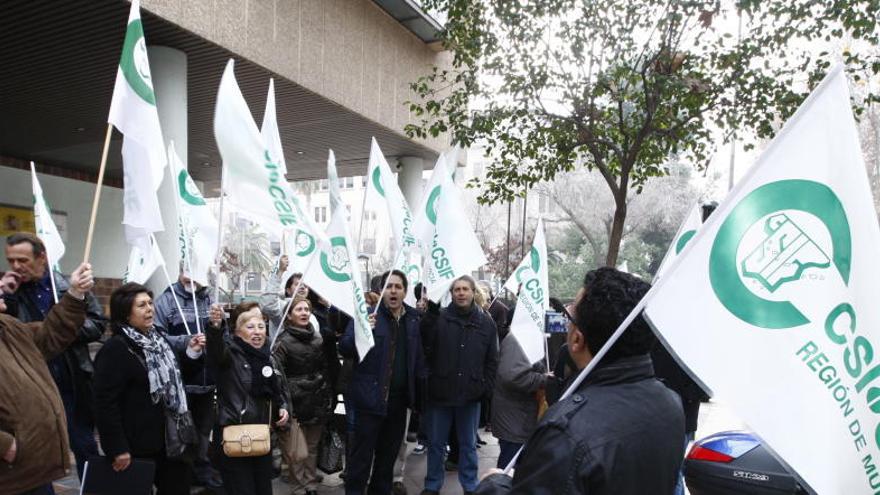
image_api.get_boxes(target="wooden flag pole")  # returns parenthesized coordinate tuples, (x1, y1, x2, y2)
(83, 123, 114, 263)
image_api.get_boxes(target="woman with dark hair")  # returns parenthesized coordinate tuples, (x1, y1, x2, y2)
(206, 301, 289, 495)
(272, 297, 333, 495)
(92, 282, 205, 495)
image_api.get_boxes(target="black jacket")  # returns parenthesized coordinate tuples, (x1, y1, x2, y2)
(206, 322, 287, 428)
(339, 303, 426, 415)
(92, 329, 199, 458)
(9, 271, 106, 423)
(420, 303, 499, 407)
(272, 324, 333, 424)
(475, 355, 685, 495)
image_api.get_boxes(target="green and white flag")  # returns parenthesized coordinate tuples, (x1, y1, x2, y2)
(303, 151, 373, 360)
(30, 163, 65, 271)
(259, 78, 323, 276)
(644, 67, 880, 494)
(108, 0, 166, 250)
(653, 202, 702, 282)
(413, 152, 487, 301)
(503, 218, 549, 309)
(215, 61, 322, 259)
(506, 218, 549, 364)
(124, 233, 164, 284)
(168, 142, 218, 286)
(365, 137, 422, 302)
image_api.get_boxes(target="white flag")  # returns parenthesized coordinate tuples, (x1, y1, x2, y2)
(653, 202, 702, 281)
(645, 67, 880, 494)
(507, 221, 549, 363)
(503, 218, 549, 309)
(168, 142, 218, 286)
(108, 0, 166, 250)
(303, 151, 373, 360)
(261, 79, 288, 177)
(124, 234, 165, 284)
(413, 153, 487, 301)
(215, 61, 322, 269)
(365, 138, 423, 301)
(30, 163, 65, 270)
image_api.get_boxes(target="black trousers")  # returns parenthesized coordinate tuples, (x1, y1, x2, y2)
(216, 452, 274, 495)
(187, 392, 217, 480)
(150, 455, 192, 495)
(345, 393, 408, 495)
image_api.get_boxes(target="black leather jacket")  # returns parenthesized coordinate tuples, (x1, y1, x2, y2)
(206, 322, 287, 428)
(272, 324, 333, 424)
(420, 303, 499, 406)
(8, 271, 106, 422)
(475, 355, 686, 495)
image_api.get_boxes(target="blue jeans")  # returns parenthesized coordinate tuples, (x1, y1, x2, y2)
(496, 439, 523, 470)
(425, 402, 480, 492)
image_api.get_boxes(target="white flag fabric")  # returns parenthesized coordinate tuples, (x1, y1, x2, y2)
(124, 234, 165, 284)
(645, 67, 880, 494)
(215, 60, 322, 266)
(506, 220, 549, 364)
(261, 79, 288, 177)
(108, 0, 166, 250)
(503, 218, 549, 309)
(365, 138, 423, 301)
(30, 163, 65, 269)
(168, 142, 218, 286)
(303, 151, 373, 360)
(653, 202, 702, 281)
(413, 153, 487, 301)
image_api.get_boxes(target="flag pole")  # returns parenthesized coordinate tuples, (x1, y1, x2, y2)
(371, 247, 407, 315)
(83, 123, 114, 263)
(213, 165, 228, 304)
(159, 258, 193, 336)
(169, 141, 204, 334)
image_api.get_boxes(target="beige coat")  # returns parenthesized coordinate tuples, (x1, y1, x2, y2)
(0, 294, 86, 494)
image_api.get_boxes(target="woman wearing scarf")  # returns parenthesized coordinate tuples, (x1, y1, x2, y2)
(93, 283, 206, 495)
(272, 297, 334, 495)
(206, 301, 289, 495)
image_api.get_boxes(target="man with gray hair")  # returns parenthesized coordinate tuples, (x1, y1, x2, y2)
(420, 275, 499, 495)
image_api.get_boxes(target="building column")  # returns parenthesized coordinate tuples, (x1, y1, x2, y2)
(397, 156, 424, 209)
(147, 46, 187, 293)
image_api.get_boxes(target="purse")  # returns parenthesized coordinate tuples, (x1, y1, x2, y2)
(222, 402, 272, 458)
(316, 426, 344, 474)
(165, 410, 197, 459)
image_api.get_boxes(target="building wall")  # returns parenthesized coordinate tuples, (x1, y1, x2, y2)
(0, 163, 129, 279)
(143, 0, 451, 153)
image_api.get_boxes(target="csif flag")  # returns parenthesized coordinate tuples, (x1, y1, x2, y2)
(653, 202, 703, 282)
(302, 151, 373, 360)
(168, 142, 218, 286)
(108, 0, 166, 250)
(124, 234, 165, 284)
(506, 218, 549, 364)
(30, 163, 65, 271)
(644, 67, 880, 494)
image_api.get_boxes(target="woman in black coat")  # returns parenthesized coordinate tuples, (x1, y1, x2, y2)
(272, 297, 333, 495)
(92, 283, 205, 495)
(207, 301, 289, 495)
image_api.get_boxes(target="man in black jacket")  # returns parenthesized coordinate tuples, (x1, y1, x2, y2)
(475, 267, 685, 495)
(421, 275, 499, 495)
(4, 232, 105, 481)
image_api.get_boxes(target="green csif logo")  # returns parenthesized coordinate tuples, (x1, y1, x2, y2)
(709, 180, 851, 329)
(294, 230, 316, 257)
(515, 247, 541, 283)
(372, 166, 385, 197)
(120, 19, 156, 105)
(320, 236, 351, 283)
(178, 170, 206, 206)
(425, 186, 441, 225)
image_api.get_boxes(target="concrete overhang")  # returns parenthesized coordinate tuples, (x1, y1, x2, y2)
(0, 0, 444, 195)
(370, 0, 445, 48)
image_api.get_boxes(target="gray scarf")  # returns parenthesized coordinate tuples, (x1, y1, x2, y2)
(121, 325, 188, 415)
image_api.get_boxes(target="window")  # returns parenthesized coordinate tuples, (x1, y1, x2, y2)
(314, 206, 327, 223)
(361, 175, 367, 187)
(270, 241, 281, 256)
(246, 272, 262, 292)
(343, 176, 354, 189)
(363, 238, 376, 255)
(319, 179, 328, 191)
(346, 205, 352, 221)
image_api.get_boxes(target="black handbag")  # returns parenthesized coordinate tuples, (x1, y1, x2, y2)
(316, 427, 344, 474)
(164, 410, 197, 459)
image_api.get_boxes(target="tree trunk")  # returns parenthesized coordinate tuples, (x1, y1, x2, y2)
(605, 196, 628, 267)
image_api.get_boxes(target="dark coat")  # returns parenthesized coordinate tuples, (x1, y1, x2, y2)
(420, 303, 499, 407)
(153, 282, 215, 395)
(0, 294, 86, 495)
(491, 335, 548, 444)
(475, 355, 686, 495)
(8, 271, 106, 423)
(339, 303, 426, 415)
(488, 299, 510, 342)
(272, 324, 333, 424)
(651, 340, 709, 434)
(92, 327, 200, 458)
(206, 323, 287, 428)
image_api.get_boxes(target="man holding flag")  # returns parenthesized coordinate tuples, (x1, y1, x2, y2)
(3, 233, 106, 482)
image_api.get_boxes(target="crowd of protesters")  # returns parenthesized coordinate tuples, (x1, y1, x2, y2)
(1, 233, 696, 495)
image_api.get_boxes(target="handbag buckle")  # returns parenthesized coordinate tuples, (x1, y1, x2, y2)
(241, 435, 252, 452)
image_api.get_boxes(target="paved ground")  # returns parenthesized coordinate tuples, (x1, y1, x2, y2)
(55, 401, 745, 494)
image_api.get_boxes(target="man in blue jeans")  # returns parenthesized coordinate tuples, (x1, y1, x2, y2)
(420, 275, 499, 495)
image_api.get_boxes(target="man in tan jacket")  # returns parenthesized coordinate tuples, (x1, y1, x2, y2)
(0, 262, 94, 495)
